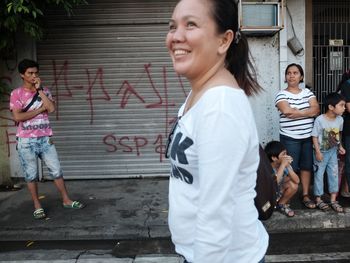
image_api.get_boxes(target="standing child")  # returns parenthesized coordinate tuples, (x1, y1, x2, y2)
(265, 141, 300, 217)
(311, 92, 346, 212)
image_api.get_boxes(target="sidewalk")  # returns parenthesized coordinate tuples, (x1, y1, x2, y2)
(0, 178, 170, 241)
(1, 178, 350, 261)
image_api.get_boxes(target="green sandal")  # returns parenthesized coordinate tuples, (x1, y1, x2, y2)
(63, 201, 85, 209)
(33, 208, 46, 219)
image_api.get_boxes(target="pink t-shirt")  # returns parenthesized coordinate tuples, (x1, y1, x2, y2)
(10, 86, 54, 138)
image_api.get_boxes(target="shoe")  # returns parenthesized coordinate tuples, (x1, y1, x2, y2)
(340, 191, 350, 198)
(33, 208, 46, 219)
(63, 201, 85, 209)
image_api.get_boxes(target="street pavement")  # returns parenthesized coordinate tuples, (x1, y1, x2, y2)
(1, 178, 350, 262)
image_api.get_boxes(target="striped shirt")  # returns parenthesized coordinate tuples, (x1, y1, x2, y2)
(275, 88, 316, 139)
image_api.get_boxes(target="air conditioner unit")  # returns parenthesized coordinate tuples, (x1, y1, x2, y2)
(239, 1, 284, 36)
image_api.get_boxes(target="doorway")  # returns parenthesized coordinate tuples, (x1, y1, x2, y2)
(313, 0, 350, 107)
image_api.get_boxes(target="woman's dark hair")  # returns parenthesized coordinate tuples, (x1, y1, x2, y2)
(18, 59, 39, 74)
(284, 63, 304, 83)
(208, 0, 262, 96)
(336, 70, 350, 92)
(264, 141, 286, 162)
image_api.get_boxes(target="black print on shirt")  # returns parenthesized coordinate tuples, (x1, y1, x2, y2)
(171, 163, 193, 184)
(21, 123, 51, 130)
(170, 132, 194, 184)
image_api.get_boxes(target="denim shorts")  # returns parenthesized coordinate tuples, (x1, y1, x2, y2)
(280, 134, 313, 172)
(17, 136, 63, 182)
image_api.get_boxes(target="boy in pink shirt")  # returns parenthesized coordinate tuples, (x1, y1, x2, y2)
(10, 59, 84, 219)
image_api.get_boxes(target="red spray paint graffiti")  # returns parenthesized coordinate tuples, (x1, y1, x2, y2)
(2, 60, 188, 163)
(86, 68, 111, 124)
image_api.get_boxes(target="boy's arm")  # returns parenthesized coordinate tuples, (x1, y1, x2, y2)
(275, 165, 286, 184)
(34, 78, 55, 113)
(37, 89, 55, 113)
(12, 105, 46, 122)
(286, 165, 300, 184)
(312, 136, 323, 161)
(275, 156, 291, 184)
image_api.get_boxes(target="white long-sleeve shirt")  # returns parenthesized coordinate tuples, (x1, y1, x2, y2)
(168, 86, 268, 263)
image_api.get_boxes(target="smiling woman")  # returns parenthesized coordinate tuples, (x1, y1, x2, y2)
(165, 0, 268, 262)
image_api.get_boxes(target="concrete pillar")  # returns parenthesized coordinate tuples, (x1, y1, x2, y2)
(0, 34, 36, 185)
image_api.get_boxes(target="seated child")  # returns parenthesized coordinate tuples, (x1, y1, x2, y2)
(265, 141, 300, 217)
(311, 92, 346, 213)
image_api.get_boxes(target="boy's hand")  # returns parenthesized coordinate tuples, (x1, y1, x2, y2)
(39, 104, 47, 113)
(281, 155, 293, 167)
(315, 151, 323, 162)
(339, 146, 346, 155)
(34, 77, 42, 90)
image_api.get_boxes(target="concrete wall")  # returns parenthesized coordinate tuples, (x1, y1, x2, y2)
(249, 37, 281, 145)
(250, 0, 306, 145)
(286, 0, 306, 70)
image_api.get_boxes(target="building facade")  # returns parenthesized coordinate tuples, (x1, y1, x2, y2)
(1, 0, 349, 180)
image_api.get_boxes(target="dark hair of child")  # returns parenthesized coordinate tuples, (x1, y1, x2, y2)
(323, 92, 346, 112)
(264, 141, 286, 162)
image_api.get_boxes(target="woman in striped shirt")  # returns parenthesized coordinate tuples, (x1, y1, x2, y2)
(275, 63, 320, 209)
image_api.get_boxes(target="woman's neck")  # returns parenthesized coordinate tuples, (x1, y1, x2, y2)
(286, 85, 301, 94)
(189, 62, 224, 92)
(183, 66, 237, 114)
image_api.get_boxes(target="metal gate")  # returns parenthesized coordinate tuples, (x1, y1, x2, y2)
(36, 0, 189, 179)
(313, 0, 350, 108)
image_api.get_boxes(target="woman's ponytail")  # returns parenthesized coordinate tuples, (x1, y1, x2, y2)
(210, 0, 263, 96)
(226, 32, 262, 96)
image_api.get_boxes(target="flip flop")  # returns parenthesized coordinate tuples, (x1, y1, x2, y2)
(33, 208, 46, 219)
(63, 201, 85, 209)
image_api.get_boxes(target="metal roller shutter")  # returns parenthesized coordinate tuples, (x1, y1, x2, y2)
(37, 0, 189, 179)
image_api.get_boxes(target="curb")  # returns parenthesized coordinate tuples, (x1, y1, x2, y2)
(263, 207, 350, 233)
